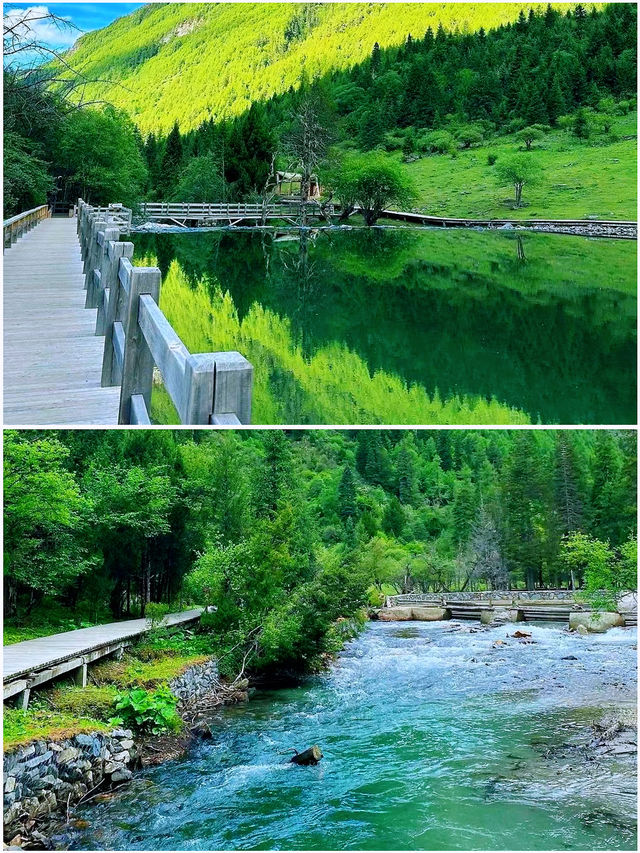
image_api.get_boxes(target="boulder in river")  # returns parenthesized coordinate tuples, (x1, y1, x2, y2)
(569, 612, 624, 633)
(290, 746, 323, 766)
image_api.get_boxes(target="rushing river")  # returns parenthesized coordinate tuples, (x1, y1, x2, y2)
(70, 622, 637, 851)
(133, 228, 636, 425)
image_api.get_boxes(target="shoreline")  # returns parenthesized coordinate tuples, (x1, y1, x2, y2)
(131, 219, 637, 240)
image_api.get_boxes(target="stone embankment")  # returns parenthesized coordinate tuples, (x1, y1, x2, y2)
(3, 656, 230, 848)
(3, 730, 136, 847)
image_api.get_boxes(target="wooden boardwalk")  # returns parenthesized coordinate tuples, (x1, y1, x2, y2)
(3, 609, 203, 705)
(3, 217, 120, 425)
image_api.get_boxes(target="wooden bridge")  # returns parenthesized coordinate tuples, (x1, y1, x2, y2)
(3, 609, 203, 709)
(138, 201, 327, 227)
(3, 201, 253, 425)
(137, 201, 636, 239)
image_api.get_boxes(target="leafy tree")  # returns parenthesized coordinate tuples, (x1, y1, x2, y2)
(455, 124, 484, 149)
(515, 124, 547, 150)
(495, 153, 541, 207)
(3, 432, 93, 614)
(336, 152, 416, 225)
(55, 107, 148, 206)
(562, 532, 617, 609)
(171, 154, 226, 202)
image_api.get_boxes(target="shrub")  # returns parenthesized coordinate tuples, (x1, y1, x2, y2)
(114, 686, 181, 735)
(487, 153, 498, 166)
(146, 602, 169, 628)
(420, 130, 455, 154)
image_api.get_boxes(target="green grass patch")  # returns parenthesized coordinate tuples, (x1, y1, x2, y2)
(91, 652, 209, 690)
(401, 118, 636, 220)
(49, 685, 119, 719)
(3, 708, 109, 751)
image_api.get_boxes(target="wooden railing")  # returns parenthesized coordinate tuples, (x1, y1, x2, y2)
(3, 204, 50, 250)
(77, 199, 253, 425)
(138, 201, 328, 223)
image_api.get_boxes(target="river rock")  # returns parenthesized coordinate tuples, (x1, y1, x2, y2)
(569, 612, 624, 633)
(409, 606, 448, 621)
(110, 768, 132, 784)
(376, 606, 414, 621)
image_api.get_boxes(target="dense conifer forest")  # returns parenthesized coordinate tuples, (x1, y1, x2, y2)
(5, 429, 636, 670)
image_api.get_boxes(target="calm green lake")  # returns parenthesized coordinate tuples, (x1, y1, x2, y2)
(133, 228, 636, 425)
(69, 622, 637, 851)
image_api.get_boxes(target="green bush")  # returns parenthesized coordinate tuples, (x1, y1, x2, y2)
(114, 686, 181, 735)
(487, 153, 498, 166)
(146, 602, 170, 628)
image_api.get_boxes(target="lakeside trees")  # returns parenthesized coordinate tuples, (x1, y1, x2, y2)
(4, 431, 636, 637)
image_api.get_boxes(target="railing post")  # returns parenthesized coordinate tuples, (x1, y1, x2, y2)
(87, 227, 119, 310)
(101, 242, 134, 383)
(84, 216, 108, 281)
(211, 352, 253, 424)
(118, 266, 161, 424)
(182, 355, 216, 423)
(94, 229, 124, 332)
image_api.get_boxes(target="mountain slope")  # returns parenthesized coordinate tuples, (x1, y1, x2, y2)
(66, 2, 576, 133)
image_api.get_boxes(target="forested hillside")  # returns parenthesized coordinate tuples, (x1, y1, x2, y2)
(64, 2, 575, 134)
(6, 3, 635, 219)
(5, 430, 636, 670)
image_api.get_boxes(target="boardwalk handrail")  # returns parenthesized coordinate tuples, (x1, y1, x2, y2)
(77, 198, 253, 425)
(3, 204, 50, 250)
(138, 200, 330, 225)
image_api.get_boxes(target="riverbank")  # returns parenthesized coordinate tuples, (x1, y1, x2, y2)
(2, 649, 242, 848)
(64, 621, 637, 851)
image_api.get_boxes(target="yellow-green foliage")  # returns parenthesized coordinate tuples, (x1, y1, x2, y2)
(91, 652, 209, 689)
(3, 708, 109, 751)
(64, 3, 575, 133)
(150, 260, 529, 425)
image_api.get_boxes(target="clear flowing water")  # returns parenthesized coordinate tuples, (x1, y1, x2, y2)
(133, 227, 636, 425)
(70, 622, 637, 851)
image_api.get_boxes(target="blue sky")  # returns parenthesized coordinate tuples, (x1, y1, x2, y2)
(3, 3, 144, 50)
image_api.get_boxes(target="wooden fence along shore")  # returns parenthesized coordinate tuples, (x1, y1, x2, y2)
(2, 201, 253, 426)
(78, 199, 253, 425)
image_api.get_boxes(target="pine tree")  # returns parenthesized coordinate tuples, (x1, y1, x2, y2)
(160, 121, 183, 197)
(370, 42, 381, 77)
(553, 433, 583, 537)
(338, 465, 357, 524)
(383, 495, 405, 538)
(452, 467, 477, 548)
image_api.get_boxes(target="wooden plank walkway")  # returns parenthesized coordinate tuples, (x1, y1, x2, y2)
(3, 609, 203, 682)
(3, 217, 121, 425)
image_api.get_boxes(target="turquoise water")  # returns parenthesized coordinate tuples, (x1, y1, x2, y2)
(70, 622, 637, 850)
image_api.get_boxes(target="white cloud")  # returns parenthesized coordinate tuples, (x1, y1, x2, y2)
(3, 5, 83, 51)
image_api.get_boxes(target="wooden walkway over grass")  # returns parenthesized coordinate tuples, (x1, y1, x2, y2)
(3, 609, 203, 708)
(3, 217, 121, 425)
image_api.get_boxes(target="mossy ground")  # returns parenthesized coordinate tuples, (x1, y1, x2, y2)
(3, 638, 210, 751)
